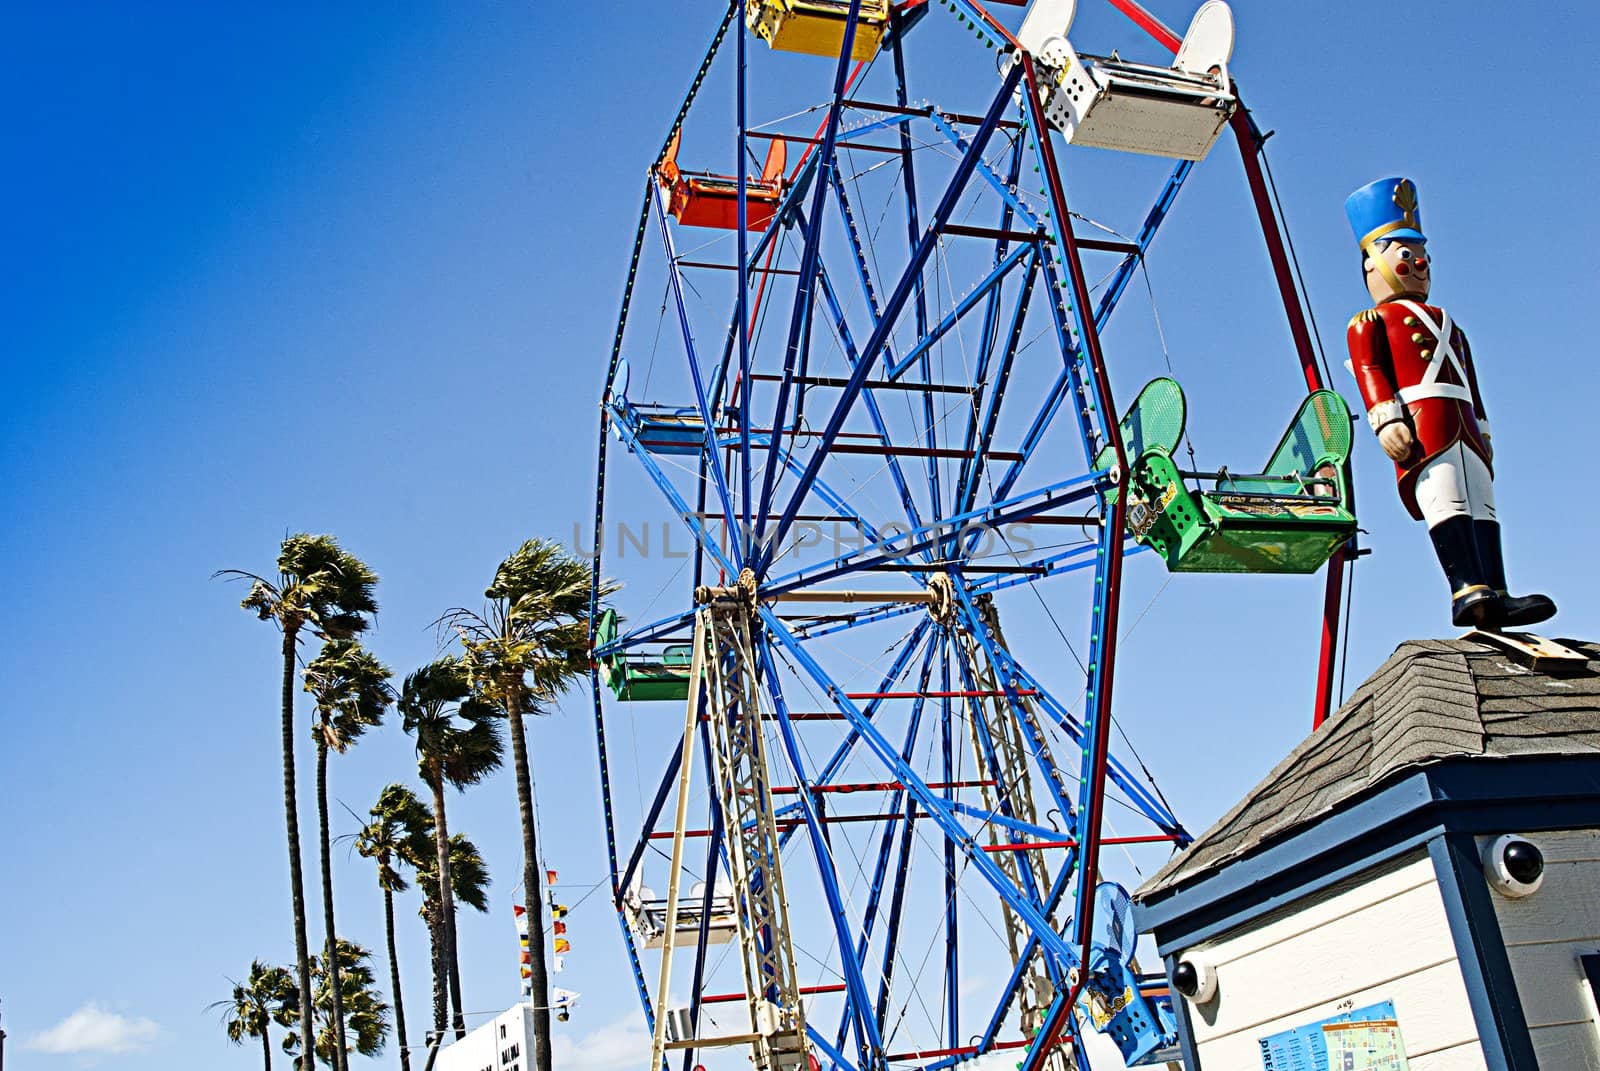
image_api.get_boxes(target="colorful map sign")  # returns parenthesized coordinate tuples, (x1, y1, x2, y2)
(1258, 1000, 1409, 1071)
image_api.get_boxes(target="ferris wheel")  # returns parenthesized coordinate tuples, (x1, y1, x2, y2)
(585, 2, 1356, 1070)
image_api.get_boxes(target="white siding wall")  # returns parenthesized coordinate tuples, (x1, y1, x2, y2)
(1485, 828, 1600, 1070)
(1181, 853, 1485, 1070)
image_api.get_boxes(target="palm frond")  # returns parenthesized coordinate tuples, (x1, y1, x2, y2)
(305, 638, 394, 752)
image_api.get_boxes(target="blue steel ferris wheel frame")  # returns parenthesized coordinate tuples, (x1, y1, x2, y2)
(585, 3, 1341, 1069)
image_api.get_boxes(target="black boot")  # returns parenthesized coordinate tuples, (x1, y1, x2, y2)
(1429, 516, 1501, 628)
(1475, 520, 1556, 628)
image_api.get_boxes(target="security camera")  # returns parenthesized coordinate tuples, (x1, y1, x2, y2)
(1483, 835, 1545, 898)
(1172, 954, 1217, 1004)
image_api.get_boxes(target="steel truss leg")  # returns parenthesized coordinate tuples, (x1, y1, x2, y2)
(649, 604, 809, 1071)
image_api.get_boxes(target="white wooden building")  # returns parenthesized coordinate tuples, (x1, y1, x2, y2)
(433, 1003, 535, 1071)
(1132, 637, 1600, 1070)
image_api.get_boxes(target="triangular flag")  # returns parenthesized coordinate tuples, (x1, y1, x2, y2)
(553, 956, 565, 973)
(553, 988, 580, 1008)
(520, 951, 531, 964)
(546, 869, 558, 885)
(521, 966, 532, 979)
(554, 938, 571, 954)
(553, 921, 567, 936)
(513, 904, 527, 918)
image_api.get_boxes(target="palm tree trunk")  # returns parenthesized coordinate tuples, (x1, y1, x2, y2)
(383, 884, 410, 1071)
(280, 625, 316, 1071)
(315, 737, 350, 1071)
(507, 703, 553, 1071)
(429, 772, 467, 1040)
(262, 1028, 273, 1071)
(425, 903, 447, 1036)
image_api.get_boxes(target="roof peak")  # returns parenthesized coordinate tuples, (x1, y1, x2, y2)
(1135, 635, 1600, 901)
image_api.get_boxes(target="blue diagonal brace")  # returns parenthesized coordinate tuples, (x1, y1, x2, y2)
(757, 638, 886, 1070)
(759, 67, 1025, 574)
(761, 607, 1081, 975)
(756, 0, 864, 548)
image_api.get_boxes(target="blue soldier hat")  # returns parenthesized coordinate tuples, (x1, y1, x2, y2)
(1345, 176, 1425, 249)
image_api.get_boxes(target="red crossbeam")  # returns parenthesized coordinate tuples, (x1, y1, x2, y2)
(981, 834, 1182, 853)
(768, 779, 994, 795)
(1072, 236, 1142, 256)
(844, 689, 1038, 700)
(700, 982, 848, 1005)
(1105, 0, 1182, 52)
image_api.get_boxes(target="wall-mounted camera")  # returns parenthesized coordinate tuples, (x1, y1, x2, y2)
(1482, 835, 1545, 898)
(1173, 953, 1218, 1005)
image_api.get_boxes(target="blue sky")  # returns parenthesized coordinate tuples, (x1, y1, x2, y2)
(2, 2, 1597, 1070)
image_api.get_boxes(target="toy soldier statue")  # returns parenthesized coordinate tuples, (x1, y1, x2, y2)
(1345, 177, 1555, 628)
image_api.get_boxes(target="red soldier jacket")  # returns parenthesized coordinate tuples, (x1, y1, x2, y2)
(1347, 298, 1492, 520)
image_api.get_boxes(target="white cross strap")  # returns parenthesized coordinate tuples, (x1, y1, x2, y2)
(1394, 300, 1472, 405)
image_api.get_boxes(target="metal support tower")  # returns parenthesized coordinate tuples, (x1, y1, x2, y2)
(650, 588, 809, 1071)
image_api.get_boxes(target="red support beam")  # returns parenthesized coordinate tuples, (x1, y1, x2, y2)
(1227, 104, 1348, 731)
(844, 688, 1038, 700)
(769, 779, 995, 795)
(1015, 51, 1134, 1071)
(943, 222, 1047, 244)
(1104, 0, 1182, 53)
(701, 983, 848, 1005)
(1073, 236, 1142, 257)
(980, 833, 1182, 853)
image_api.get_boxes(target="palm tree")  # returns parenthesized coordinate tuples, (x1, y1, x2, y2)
(416, 831, 491, 1042)
(353, 784, 432, 1071)
(220, 534, 379, 1071)
(398, 657, 503, 1041)
(304, 638, 392, 1071)
(447, 539, 606, 1071)
(212, 961, 298, 1071)
(284, 940, 390, 1067)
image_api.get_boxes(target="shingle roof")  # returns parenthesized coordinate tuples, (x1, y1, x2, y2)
(1135, 636, 1600, 901)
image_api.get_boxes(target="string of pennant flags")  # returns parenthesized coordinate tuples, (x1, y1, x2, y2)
(514, 869, 575, 1020)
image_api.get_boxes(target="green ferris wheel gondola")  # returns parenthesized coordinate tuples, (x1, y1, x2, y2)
(595, 608, 694, 702)
(1101, 378, 1358, 574)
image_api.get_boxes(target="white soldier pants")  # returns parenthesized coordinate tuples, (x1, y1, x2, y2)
(1416, 442, 1496, 528)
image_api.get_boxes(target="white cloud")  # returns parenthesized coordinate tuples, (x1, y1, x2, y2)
(551, 1013, 651, 1071)
(26, 1002, 162, 1056)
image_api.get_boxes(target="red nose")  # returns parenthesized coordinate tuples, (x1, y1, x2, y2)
(1414, 257, 1428, 271)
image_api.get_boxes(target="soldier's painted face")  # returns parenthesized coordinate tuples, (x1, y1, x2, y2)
(1364, 238, 1430, 302)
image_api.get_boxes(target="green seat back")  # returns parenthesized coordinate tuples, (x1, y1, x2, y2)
(1218, 390, 1353, 496)
(595, 605, 617, 646)
(1264, 389, 1353, 476)
(1095, 377, 1187, 473)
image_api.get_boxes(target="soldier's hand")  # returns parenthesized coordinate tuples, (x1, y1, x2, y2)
(1378, 422, 1415, 462)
